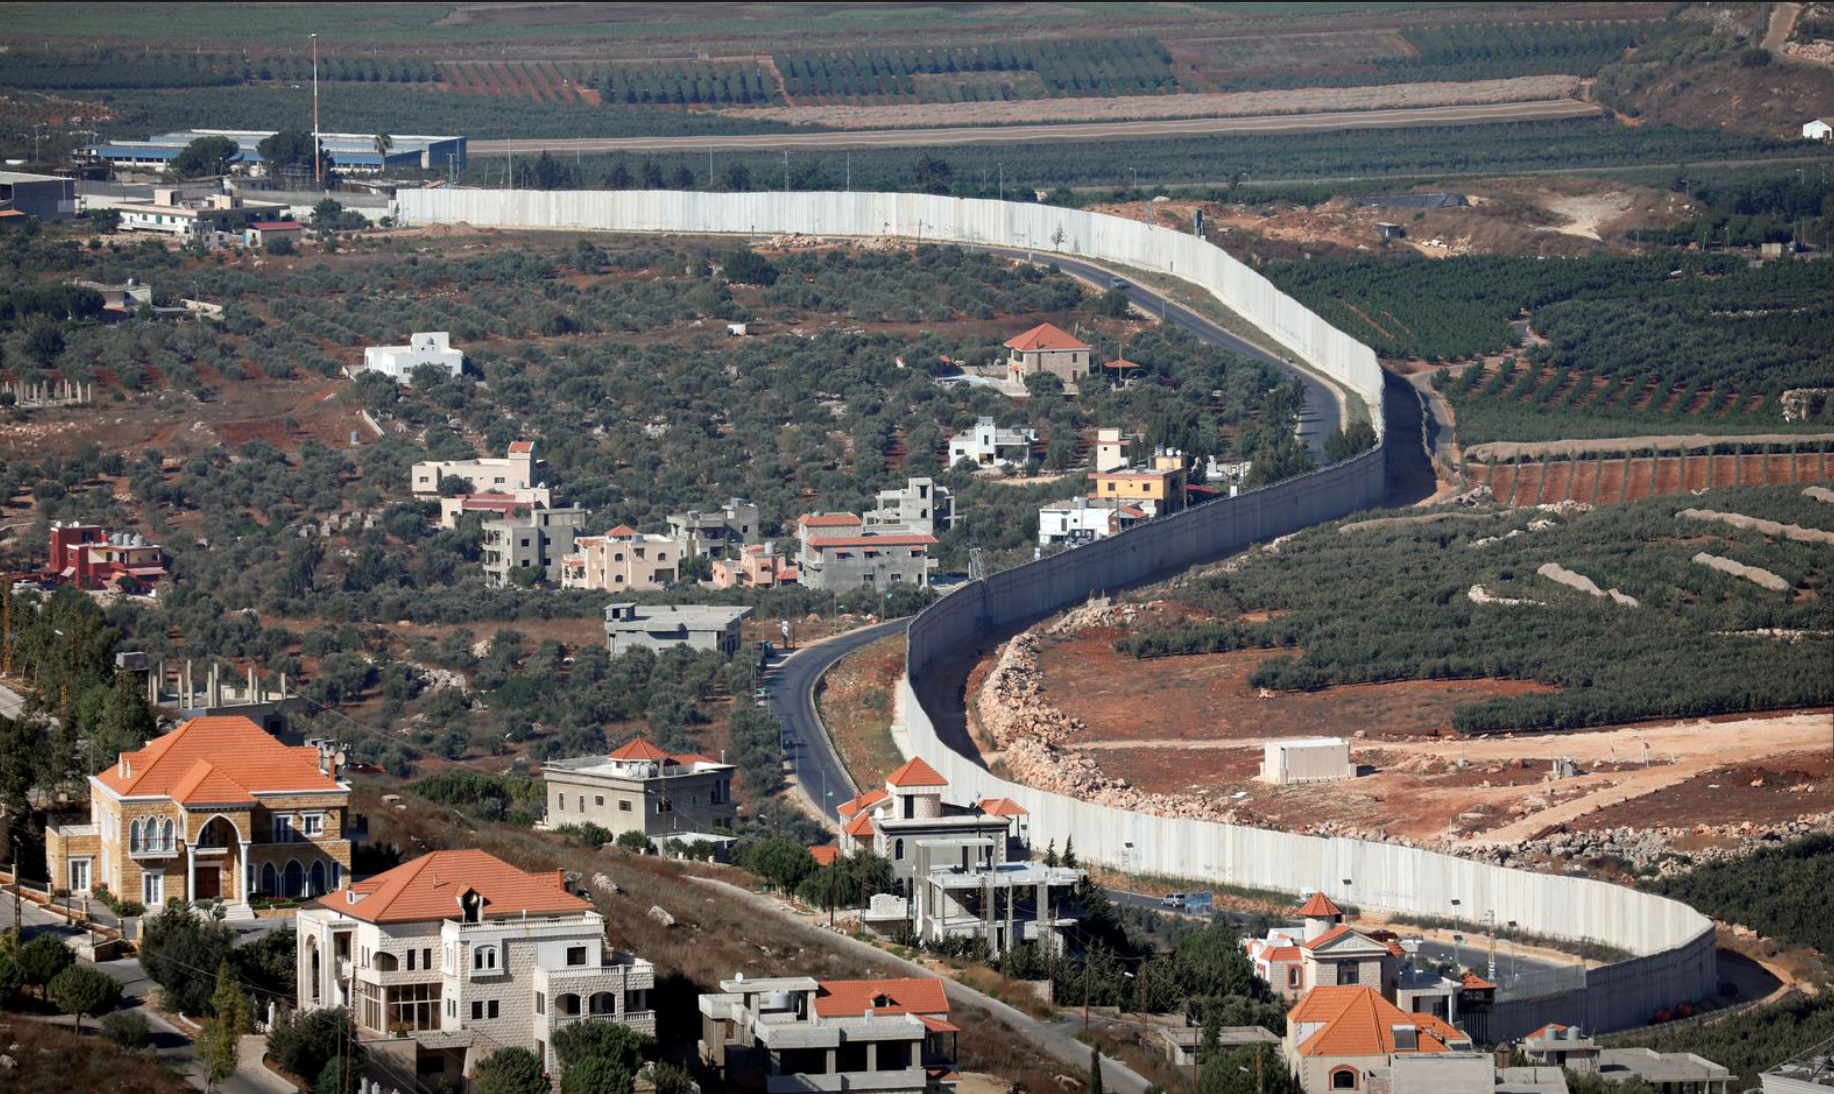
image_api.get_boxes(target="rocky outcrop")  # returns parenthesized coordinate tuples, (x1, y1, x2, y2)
(1456, 814, 1834, 877)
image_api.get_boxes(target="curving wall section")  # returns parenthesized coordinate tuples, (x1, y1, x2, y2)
(395, 188, 1716, 1038)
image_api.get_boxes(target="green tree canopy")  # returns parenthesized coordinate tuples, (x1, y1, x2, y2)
(48, 964, 120, 1031)
(551, 1018, 655, 1070)
(16, 934, 74, 997)
(471, 1046, 551, 1094)
(170, 135, 240, 179)
(139, 903, 236, 1015)
(257, 129, 316, 174)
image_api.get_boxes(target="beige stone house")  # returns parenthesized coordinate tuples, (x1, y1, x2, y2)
(296, 849, 654, 1090)
(1004, 322, 1092, 392)
(1283, 985, 1472, 1093)
(559, 525, 687, 591)
(46, 715, 352, 911)
(541, 738, 737, 843)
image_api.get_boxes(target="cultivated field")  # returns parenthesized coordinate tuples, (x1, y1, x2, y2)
(1474, 450, 1834, 505)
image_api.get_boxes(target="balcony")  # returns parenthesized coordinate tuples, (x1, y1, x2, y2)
(765, 1067, 929, 1094)
(128, 838, 182, 861)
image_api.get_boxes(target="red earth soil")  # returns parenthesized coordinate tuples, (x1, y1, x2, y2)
(1474, 453, 1834, 506)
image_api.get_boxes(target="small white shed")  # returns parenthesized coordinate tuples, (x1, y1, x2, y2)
(1260, 737, 1354, 785)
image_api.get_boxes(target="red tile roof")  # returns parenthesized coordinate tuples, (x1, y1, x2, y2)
(604, 524, 638, 537)
(1461, 971, 1496, 991)
(798, 513, 863, 528)
(1299, 892, 1344, 917)
(808, 846, 842, 867)
(815, 978, 949, 1018)
(329, 849, 588, 925)
(1289, 986, 1468, 1058)
(508, 441, 535, 454)
(97, 716, 340, 799)
(807, 534, 937, 549)
(837, 788, 888, 818)
(977, 797, 1029, 817)
(886, 757, 948, 788)
(843, 812, 875, 838)
(1004, 322, 1089, 353)
(1262, 946, 1303, 963)
(1526, 1024, 1569, 1041)
(249, 220, 303, 231)
(1300, 925, 1402, 957)
(169, 759, 258, 806)
(608, 738, 671, 762)
(917, 1014, 962, 1033)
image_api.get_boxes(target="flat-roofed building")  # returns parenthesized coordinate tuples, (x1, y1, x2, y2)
(88, 129, 466, 175)
(698, 974, 960, 1094)
(1261, 738, 1354, 785)
(481, 506, 588, 587)
(543, 738, 737, 842)
(667, 498, 760, 558)
(1595, 1048, 1731, 1093)
(865, 477, 953, 537)
(114, 188, 287, 239)
(295, 849, 651, 1091)
(1090, 447, 1188, 518)
(560, 526, 686, 592)
(436, 488, 554, 530)
(601, 602, 751, 658)
(710, 541, 799, 590)
(796, 513, 935, 592)
(353, 331, 463, 385)
(947, 416, 1037, 470)
(0, 170, 77, 222)
(412, 441, 540, 496)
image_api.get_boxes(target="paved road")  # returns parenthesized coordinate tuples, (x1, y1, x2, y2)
(473, 99, 1602, 156)
(692, 875, 1152, 1094)
(0, 893, 295, 1092)
(767, 618, 910, 829)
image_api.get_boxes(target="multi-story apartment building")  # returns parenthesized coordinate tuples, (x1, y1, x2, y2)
(481, 507, 588, 587)
(436, 488, 555, 530)
(698, 974, 960, 1094)
(46, 715, 352, 910)
(946, 417, 1037, 470)
(542, 738, 737, 843)
(1090, 447, 1189, 518)
(795, 514, 935, 593)
(411, 441, 541, 497)
(1003, 322, 1093, 392)
(45, 522, 168, 591)
(666, 499, 761, 558)
(559, 526, 686, 591)
(296, 849, 654, 1090)
(864, 478, 953, 537)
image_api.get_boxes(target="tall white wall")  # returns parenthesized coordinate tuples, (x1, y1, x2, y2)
(399, 188, 1716, 1039)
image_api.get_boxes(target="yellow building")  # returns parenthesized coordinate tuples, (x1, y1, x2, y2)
(1089, 448, 1188, 517)
(46, 715, 353, 910)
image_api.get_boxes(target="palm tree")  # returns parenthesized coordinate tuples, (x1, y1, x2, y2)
(372, 132, 394, 170)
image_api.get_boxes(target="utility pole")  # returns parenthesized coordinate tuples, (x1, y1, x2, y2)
(310, 33, 321, 186)
(783, 149, 789, 192)
(1081, 951, 1090, 1033)
(845, 152, 851, 192)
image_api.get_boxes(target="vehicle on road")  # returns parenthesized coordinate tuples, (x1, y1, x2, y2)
(1108, 276, 1128, 288)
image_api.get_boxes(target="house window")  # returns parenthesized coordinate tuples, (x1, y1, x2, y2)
(655, 798, 672, 814)
(142, 872, 164, 906)
(578, 796, 585, 813)
(1336, 964, 1360, 986)
(536, 992, 546, 1016)
(1330, 1068, 1358, 1089)
(557, 794, 566, 812)
(488, 1000, 500, 1019)
(407, 949, 416, 971)
(273, 816, 297, 843)
(618, 800, 632, 812)
(303, 814, 325, 838)
(566, 946, 588, 967)
(473, 945, 500, 972)
(594, 796, 604, 807)
(68, 859, 90, 893)
(471, 1000, 484, 1020)
(1288, 967, 1301, 989)
(894, 839, 904, 860)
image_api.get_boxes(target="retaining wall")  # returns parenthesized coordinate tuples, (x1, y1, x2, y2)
(397, 187, 1717, 1040)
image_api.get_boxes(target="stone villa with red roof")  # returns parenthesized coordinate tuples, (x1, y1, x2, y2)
(540, 737, 737, 846)
(1004, 321, 1093, 392)
(699, 974, 959, 1094)
(46, 715, 352, 912)
(296, 848, 654, 1091)
(1283, 985, 1473, 1093)
(558, 525, 689, 591)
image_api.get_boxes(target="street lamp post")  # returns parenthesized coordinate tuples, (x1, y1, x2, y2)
(310, 33, 321, 186)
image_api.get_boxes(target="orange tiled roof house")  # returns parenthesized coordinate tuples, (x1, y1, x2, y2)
(46, 715, 353, 910)
(1004, 322, 1093, 392)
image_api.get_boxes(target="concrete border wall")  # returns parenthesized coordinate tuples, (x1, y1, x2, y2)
(396, 187, 1715, 1039)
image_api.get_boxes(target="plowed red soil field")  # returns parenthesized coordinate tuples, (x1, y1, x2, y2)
(1478, 453, 1834, 505)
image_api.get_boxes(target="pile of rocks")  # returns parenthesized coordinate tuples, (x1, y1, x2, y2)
(1456, 813, 1834, 875)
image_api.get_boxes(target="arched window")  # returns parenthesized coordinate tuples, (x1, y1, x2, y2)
(308, 861, 327, 896)
(261, 862, 278, 896)
(558, 993, 581, 1016)
(893, 838, 904, 860)
(1330, 1067, 1358, 1090)
(473, 945, 499, 972)
(283, 860, 305, 899)
(331, 862, 343, 890)
(589, 992, 615, 1016)
(161, 818, 174, 851)
(374, 951, 399, 972)
(130, 819, 142, 853)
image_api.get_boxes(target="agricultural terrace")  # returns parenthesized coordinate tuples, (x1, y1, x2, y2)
(983, 486, 1832, 846)
(0, 228, 1308, 782)
(1111, 485, 1832, 734)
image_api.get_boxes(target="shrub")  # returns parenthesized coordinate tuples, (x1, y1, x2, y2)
(100, 1009, 152, 1049)
(267, 1005, 361, 1082)
(615, 829, 651, 854)
(48, 965, 122, 1032)
(17, 934, 75, 997)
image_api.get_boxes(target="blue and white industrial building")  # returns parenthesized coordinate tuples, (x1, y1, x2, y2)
(86, 130, 466, 176)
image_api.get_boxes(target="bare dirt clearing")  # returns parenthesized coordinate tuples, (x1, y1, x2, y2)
(716, 75, 1583, 130)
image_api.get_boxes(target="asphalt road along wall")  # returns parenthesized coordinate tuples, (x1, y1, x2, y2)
(395, 187, 1716, 1039)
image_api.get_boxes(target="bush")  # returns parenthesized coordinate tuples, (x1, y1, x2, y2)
(267, 1005, 359, 1082)
(551, 1018, 655, 1070)
(17, 934, 75, 997)
(615, 829, 651, 854)
(471, 1046, 551, 1094)
(100, 1009, 153, 1049)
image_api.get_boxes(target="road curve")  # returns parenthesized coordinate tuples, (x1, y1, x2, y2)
(766, 617, 910, 828)
(472, 99, 1601, 155)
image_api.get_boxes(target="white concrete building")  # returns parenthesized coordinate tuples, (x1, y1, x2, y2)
(295, 849, 654, 1091)
(865, 477, 953, 537)
(354, 332, 463, 385)
(947, 417, 1037, 470)
(1038, 496, 1142, 547)
(412, 441, 540, 497)
(1261, 738, 1354, 785)
(1803, 118, 1834, 140)
(1093, 427, 1132, 473)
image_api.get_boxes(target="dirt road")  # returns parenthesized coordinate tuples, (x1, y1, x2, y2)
(471, 98, 1602, 155)
(1764, 2, 1803, 54)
